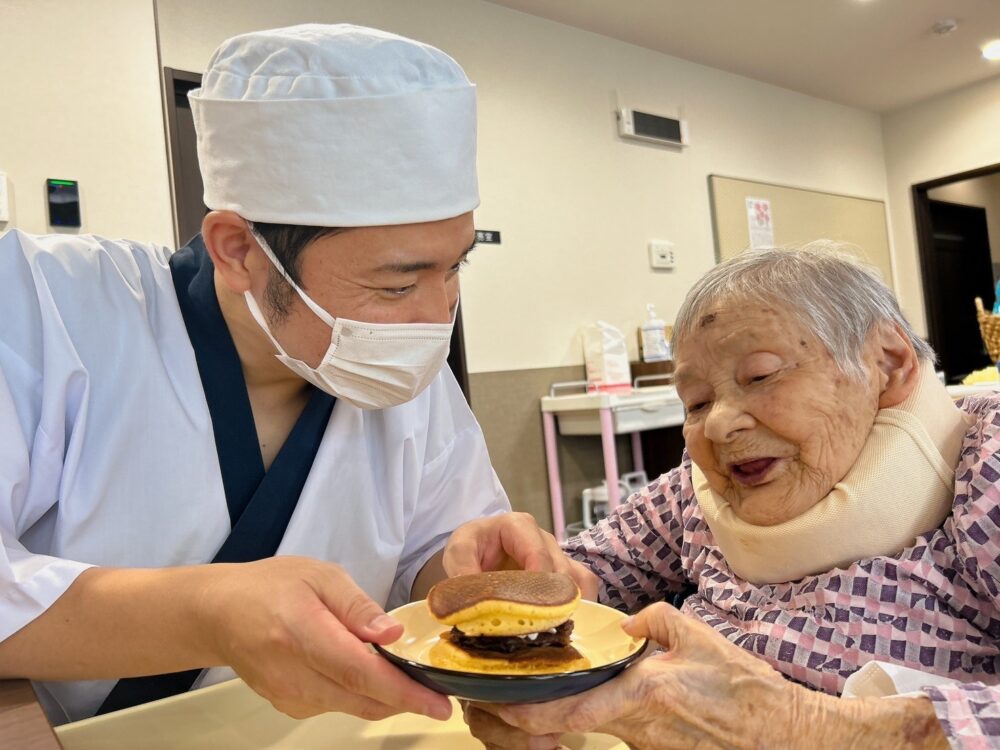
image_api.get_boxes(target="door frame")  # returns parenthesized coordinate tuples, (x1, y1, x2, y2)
(912, 162, 1000, 360)
(163, 67, 205, 247)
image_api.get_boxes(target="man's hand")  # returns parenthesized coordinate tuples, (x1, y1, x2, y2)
(201, 556, 453, 721)
(0, 557, 453, 723)
(443, 513, 599, 600)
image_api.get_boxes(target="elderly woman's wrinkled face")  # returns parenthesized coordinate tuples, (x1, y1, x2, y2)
(675, 303, 881, 526)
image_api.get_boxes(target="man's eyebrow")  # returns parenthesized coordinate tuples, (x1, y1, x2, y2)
(373, 241, 477, 274)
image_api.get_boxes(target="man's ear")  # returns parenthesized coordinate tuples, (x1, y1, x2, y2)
(201, 211, 260, 294)
(873, 321, 921, 408)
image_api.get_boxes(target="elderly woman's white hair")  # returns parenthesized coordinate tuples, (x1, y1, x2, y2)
(672, 241, 935, 379)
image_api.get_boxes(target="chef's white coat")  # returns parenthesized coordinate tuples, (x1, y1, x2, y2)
(0, 229, 509, 723)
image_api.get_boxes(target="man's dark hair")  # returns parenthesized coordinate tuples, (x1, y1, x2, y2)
(248, 221, 342, 321)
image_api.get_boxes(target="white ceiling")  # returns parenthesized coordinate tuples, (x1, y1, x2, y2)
(485, 0, 1000, 112)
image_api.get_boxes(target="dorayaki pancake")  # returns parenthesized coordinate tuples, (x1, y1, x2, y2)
(427, 570, 581, 636)
(429, 633, 590, 674)
(426, 571, 590, 674)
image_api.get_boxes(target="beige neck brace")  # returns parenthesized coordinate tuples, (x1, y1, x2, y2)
(692, 363, 969, 584)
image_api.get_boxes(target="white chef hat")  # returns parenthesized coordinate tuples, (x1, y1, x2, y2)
(188, 24, 478, 227)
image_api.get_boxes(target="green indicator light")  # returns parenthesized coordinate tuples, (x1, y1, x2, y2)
(49, 179, 77, 186)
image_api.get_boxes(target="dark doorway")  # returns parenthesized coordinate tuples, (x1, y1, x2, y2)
(161, 68, 472, 400)
(913, 164, 1000, 383)
(164, 68, 206, 246)
(925, 200, 993, 380)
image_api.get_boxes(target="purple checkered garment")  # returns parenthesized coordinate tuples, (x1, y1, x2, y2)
(564, 396, 1000, 748)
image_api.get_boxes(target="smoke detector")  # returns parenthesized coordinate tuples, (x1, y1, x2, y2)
(932, 18, 958, 35)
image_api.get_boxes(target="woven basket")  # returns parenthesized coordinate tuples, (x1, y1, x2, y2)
(976, 297, 1000, 362)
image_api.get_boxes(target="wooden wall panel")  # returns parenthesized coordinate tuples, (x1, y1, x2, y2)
(470, 367, 683, 533)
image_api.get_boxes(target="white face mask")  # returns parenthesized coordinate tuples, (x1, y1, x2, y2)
(244, 226, 455, 409)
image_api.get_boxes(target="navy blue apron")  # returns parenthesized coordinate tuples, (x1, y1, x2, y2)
(97, 237, 335, 714)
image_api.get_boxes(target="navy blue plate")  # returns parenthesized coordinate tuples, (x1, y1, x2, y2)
(374, 599, 648, 703)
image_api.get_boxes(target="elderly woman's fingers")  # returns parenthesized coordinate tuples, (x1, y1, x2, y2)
(471, 604, 774, 743)
(441, 518, 491, 576)
(496, 513, 566, 573)
(494, 671, 644, 738)
(484, 604, 818, 750)
(565, 559, 601, 600)
(444, 513, 566, 576)
(537, 532, 600, 599)
(620, 601, 687, 650)
(463, 702, 562, 750)
(442, 514, 601, 599)
(624, 600, 734, 656)
(622, 601, 779, 676)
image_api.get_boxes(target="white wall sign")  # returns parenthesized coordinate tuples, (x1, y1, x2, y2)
(746, 196, 773, 248)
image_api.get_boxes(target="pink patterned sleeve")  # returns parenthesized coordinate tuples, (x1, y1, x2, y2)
(561, 464, 691, 612)
(917, 400, 1000, 749)
(922, 682, 1000, 749)
(948, 403, 1000, 605)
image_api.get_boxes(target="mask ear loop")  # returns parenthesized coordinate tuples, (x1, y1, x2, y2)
(243, 290, 292, 357)
(246, 221, 338, 328)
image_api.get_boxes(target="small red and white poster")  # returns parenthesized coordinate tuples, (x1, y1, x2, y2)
(746, 197, 774, 248)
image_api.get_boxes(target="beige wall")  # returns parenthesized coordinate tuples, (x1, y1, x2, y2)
(154, 0, 889, 375)
(882, 74, 1000, 337)
(928, 173, 1000, 269)
(0, 0, 174, 245)
(7, 2, 999, 373)
(17, 1, 999, 530)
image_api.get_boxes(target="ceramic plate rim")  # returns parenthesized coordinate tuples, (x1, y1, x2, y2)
(373, 639, 649, 682)
(373, 599, 648, 681)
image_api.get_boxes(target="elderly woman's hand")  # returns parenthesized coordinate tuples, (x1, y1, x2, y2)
(461, 701, 564, 750)
(443, 512, 600, 600)
(466, 602, 948, 750)
(466, 601, 790, 749)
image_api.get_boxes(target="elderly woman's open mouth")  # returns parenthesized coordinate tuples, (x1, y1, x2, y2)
(728, 457, 781, 485)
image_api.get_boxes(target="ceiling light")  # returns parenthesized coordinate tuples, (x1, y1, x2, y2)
(983, 39, 1000, 61)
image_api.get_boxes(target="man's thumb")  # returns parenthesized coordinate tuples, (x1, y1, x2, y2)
(325, 580, 402, 644)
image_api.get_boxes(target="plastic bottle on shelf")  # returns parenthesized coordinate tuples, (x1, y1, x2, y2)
(640, 304, 670, 363)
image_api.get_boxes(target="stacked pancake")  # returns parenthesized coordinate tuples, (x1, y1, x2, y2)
(427, 571, 590, 674)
